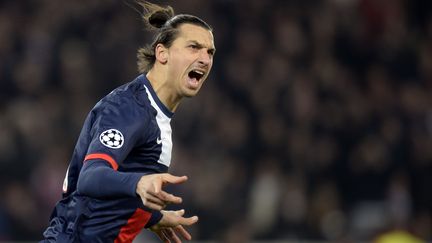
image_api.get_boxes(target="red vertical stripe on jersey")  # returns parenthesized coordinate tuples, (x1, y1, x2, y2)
(114, 208, 151, 243)
(84, 153, 119, 171)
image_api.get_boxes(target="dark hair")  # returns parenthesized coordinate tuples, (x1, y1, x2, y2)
(136, 1, 213, 73)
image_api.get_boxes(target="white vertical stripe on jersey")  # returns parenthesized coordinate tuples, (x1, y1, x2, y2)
(144, 85, 172, 167)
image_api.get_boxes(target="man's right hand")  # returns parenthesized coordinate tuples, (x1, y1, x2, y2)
(136, 173, 187, 210)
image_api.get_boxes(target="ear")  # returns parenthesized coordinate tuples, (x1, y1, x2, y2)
(155, 43, 168, 64)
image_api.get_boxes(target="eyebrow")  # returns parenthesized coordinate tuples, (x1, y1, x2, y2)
(188, 40, 216, 54)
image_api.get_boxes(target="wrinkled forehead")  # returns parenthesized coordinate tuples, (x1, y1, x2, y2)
(176, 23, 215, 48)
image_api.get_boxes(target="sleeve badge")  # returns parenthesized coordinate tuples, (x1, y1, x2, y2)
(99, 129, 124, 149)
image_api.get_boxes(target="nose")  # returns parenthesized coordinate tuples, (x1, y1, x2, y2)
(198, 49, 212, 67)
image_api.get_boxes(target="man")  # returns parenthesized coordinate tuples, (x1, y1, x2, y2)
(41, 1, 215, 242)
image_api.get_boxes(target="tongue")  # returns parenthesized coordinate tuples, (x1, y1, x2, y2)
(187, 77, 199, 89)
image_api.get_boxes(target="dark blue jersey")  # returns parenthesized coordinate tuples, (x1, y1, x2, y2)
(42, 74, 174, 242)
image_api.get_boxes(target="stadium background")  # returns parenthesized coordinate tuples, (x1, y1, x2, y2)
(0, 0, 431, 242)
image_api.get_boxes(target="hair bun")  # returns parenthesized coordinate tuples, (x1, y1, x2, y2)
(139, 1, 175, 29)
(148, 10, 171, 28)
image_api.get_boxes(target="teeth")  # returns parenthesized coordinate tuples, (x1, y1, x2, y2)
(188, 69, 205, 81)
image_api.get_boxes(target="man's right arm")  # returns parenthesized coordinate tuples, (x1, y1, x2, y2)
(77, 158, 186, 212)
(77, 159, 143, 198)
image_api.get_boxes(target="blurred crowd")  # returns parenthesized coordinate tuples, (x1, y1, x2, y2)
(0, 0, 431, 242)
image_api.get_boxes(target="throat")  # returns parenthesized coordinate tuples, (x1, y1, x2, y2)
(146, 71, 182, 112)
(152, 83, 181, 112)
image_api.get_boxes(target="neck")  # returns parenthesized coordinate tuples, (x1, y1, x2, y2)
(146, 69, 181, 112)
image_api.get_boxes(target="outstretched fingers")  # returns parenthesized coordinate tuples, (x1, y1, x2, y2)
(153, 174, 188, 193)
(168, 210, 199, 227)
(151, 210, 199, 242)
(164, 228, 181, 243)
(151, 190, 183, 204)
(151, 175, 185, 204)
(155, 229, 170, 243)
(139, 191, 166, 210)
(146, 192, 167, 206)
(137, 174, 188, 210)
(178, 215, 199, 226)
(174, 225, 192, 241)
(161, 174, 188, 184)
(171, 210, 196, 241)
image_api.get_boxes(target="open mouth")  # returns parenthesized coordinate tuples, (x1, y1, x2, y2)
(188, 69, 205, 81)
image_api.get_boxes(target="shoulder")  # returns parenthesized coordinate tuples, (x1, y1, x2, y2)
(91, 77, 154, 132)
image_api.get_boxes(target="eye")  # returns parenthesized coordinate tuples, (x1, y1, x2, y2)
(189, 44, 199, 50)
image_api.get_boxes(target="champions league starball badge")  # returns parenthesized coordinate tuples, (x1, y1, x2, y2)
(99, 129, 124, 149)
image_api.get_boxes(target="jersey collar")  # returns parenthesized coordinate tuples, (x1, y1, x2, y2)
(139, 74, 174, 118)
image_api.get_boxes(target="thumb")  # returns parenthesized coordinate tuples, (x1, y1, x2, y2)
(178, 215, 199, 226)
(175, 209, 185, 216)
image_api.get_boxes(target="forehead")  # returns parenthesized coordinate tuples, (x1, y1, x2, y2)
(175, 24, 215, 48)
